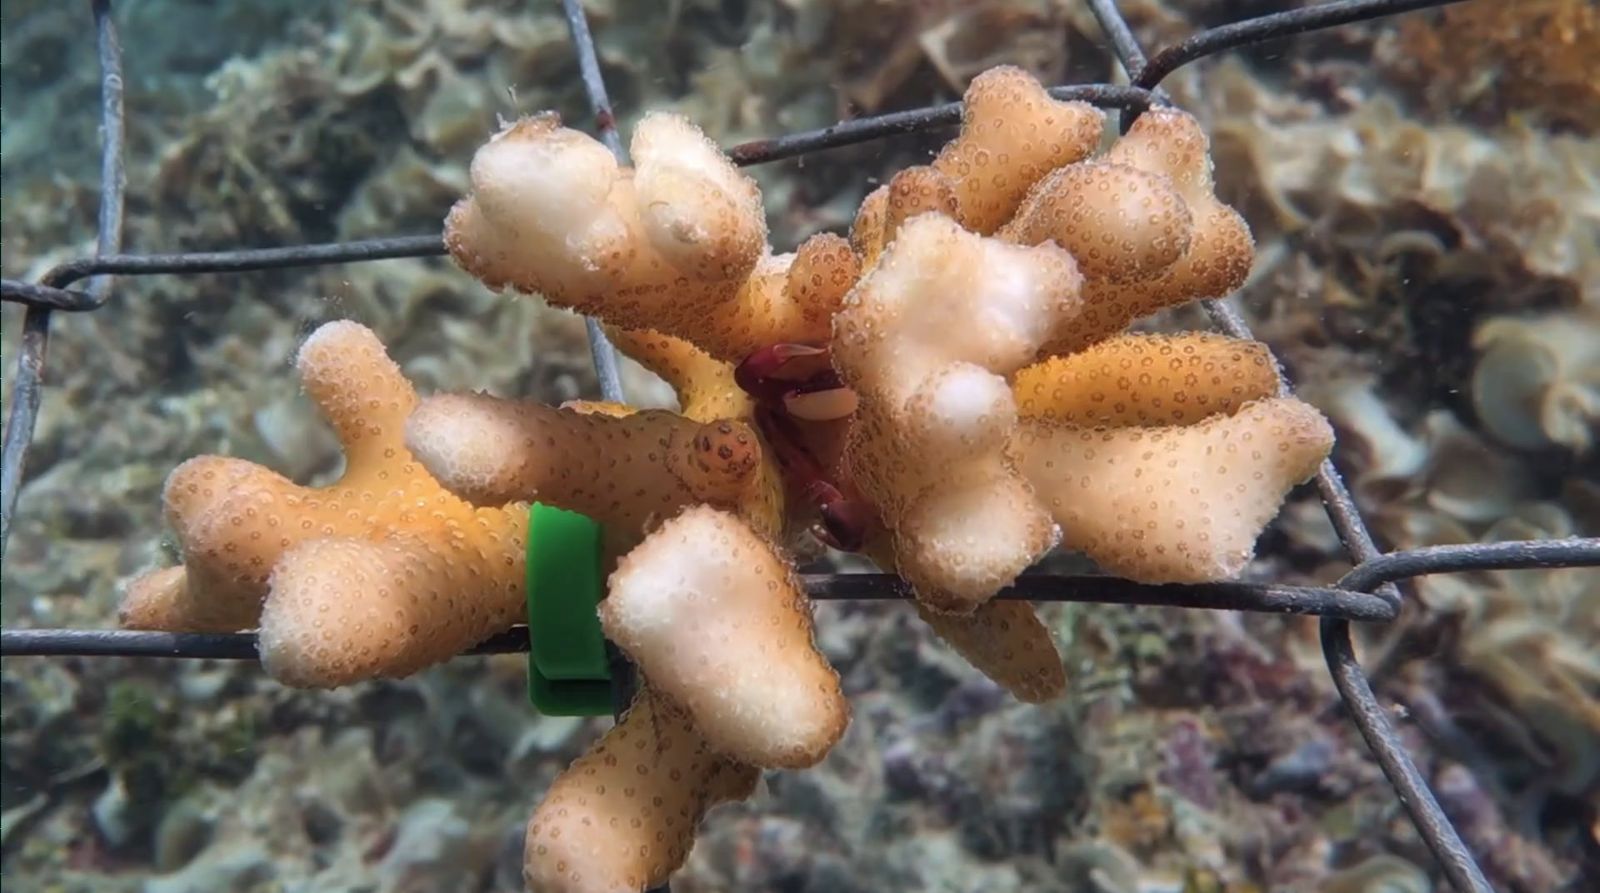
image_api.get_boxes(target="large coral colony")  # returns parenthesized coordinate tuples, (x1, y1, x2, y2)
(120, 66, 1335, 891)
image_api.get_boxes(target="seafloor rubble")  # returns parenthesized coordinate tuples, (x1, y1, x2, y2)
(2, 2, 1596, 892)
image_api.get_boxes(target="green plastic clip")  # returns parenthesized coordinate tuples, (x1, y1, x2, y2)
(525, 502, 613, 716)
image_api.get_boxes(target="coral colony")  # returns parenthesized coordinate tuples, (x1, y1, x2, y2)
(120, 66, 1335, 892)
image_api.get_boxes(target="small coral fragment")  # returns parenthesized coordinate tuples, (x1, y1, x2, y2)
(1018, 397, 1334, 583)
(405, 394, 764, 556)
(1014, 332, 1281, 427)
(857, 531, 1068, 703)
(524, 688, 758, 893)
(601, 506, 850, 769)
(833, 213, 1082, 611)
(119, 321, 526, 688)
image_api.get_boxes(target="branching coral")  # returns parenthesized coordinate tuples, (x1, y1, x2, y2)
(439, 60, 1327, 620)
(119, 321, 527, 688)
(120, 59, 1340, 893)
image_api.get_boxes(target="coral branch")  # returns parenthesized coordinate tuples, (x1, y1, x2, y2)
(1002, 106, 1255, 356)
(405, 394, 765, 555)
(1014, 332, 1281, 427)
(119, 321, 526, 687)
(524, 688, 759, 893)
(915, 600, 1067, 703)
(445, 112, 763, 328)
(833, 213, 1083, 611)
(446, 113, 858, 363)
(601, 506, 850, 769)
(1018, 397, 1333, 583)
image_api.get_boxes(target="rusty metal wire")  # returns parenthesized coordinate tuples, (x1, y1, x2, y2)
(3, 2, 1597, 892)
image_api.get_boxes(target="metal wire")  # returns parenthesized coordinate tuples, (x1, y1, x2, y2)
(725, 84, 1155, 165)
(0, 573, 1404, 660)
(0, 0, 124, 561)
(1133, 0, 1476, 91)
(554, 0, 650, 828)
(1088, 7, 1498, 890)
(2, 2, 1588, 891)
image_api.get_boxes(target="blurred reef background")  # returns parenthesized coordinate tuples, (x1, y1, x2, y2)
(2, 1, 1596, 891)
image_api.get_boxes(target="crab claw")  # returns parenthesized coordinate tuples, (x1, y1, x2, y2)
(735, 343, 834, 404)
(804, 479, 874, 553)
(783, 383, 858, 421)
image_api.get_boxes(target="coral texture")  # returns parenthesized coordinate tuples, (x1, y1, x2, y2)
(405, 393, 770, 555)
(832, 213, 1082, 611)
(1013, 332, 1282, 427)
(1383, 0, 1600, 135)
(445, 112, 859, 363)
(119, 321, 527, 688)
(1019, 395, 1334, 583)
(1009, 330, 1333, 583)
(601, 505, 849, 769)
(851, 65, 1105, 249)
(1470, 308, 1600, 456)
(523, 688, 759, 893)
(913, 600, 1067, 704)
(1001, 105, 1255, 356)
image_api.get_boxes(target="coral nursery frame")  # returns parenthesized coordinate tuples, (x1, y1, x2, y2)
(2, 1, 1596, 891)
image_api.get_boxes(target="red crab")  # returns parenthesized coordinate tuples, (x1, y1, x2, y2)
(734, 344, 877, 552)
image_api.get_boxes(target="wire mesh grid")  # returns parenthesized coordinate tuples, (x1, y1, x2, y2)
(2, 1, 1596, 891)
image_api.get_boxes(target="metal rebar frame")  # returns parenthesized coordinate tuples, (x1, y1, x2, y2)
(2, 2, 1596, 892)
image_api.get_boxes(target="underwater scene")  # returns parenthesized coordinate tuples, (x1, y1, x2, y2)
(2, 1, 1596, 891)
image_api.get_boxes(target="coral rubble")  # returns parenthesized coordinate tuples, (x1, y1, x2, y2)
(1382, 0, 1600, 135)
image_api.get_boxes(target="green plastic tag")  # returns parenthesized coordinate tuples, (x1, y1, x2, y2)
(525, 503, 612, 716)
